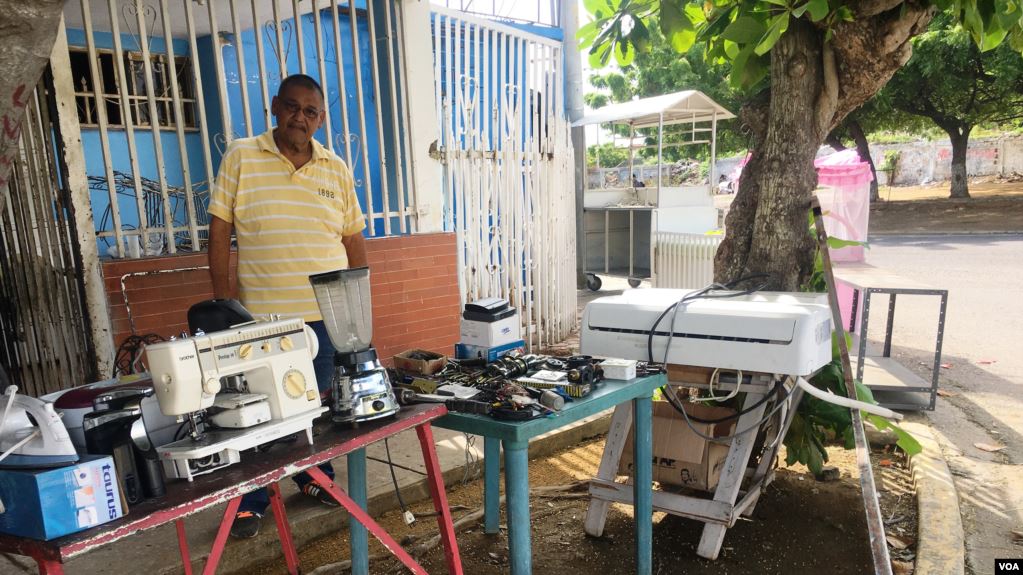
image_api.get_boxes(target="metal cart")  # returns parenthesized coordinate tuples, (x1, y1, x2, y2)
(573, 91, 734, 291)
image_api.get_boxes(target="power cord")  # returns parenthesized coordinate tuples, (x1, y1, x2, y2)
(384, 437, 415, 525)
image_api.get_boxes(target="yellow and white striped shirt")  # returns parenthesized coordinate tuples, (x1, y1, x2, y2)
(208, 129, 366, 322)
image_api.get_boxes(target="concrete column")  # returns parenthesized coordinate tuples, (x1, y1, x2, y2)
(562, 0, 587, 287)
(48, 16, 115, 378)
(398, 0, 444, 233)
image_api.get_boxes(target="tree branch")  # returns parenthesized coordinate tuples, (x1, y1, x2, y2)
(816, 41, 839, 139)
(855, 0, 906, 18)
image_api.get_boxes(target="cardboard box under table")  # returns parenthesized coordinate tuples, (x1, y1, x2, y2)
(618, 402, 736, 492)
(586, 365, 805, 562)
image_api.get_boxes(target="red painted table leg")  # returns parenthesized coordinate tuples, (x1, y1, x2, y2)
(176, 519, 193, 575)
(416, 422, 464, 575)
(303, 467, 428, 575)
(201, 496, 241, 575)
(35, 559, 63, 575)
(268, 483, 300, 575)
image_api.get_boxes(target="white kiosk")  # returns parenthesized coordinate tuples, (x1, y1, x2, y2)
(574, 91, 734, 290)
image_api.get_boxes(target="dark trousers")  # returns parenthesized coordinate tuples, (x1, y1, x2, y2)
(239, 320, 335, 515)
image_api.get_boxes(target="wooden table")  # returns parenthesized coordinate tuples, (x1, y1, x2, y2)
(433, 374, 665, 575)
(0, 404, 462, 575)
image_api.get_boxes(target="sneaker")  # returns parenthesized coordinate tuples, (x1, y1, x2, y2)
(302, 481, 339, 507)
(230, 511, 262, 539)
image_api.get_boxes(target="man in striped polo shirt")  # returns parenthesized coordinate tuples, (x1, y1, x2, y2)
(208, 74, 367, 539)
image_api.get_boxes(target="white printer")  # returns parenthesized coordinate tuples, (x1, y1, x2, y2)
(581, 289, 832, 376)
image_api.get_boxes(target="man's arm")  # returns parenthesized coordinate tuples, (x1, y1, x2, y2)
(208, 216, 234, 298)
(341, 232, 368, 268)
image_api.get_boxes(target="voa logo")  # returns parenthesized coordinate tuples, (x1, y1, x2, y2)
(996, 559, 1022, 573)
(101, 463, 118, 519)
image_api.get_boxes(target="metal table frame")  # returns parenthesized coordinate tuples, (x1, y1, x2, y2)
(843, 281, 949, 411)
(433, 374, 665, 575)
(0, 404, 462, 575)
(586, 369, 802, 560)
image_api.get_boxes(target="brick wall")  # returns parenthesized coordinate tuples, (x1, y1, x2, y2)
(101, 233, 460, 367)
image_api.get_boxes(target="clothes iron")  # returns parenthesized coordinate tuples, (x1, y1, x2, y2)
(0, 385, 79, 469)
(83, 387, 165, 505)
(309, 267, 400, 425)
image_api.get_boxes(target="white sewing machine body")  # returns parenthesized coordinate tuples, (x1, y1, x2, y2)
(581, 289, 832, 376)
(144, 318, 328, 480)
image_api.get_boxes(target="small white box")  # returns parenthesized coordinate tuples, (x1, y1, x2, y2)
(601, 358, 638, 381)
(460, 316, 521, 347)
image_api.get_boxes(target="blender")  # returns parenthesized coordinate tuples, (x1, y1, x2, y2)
(309, 267, 400, 425)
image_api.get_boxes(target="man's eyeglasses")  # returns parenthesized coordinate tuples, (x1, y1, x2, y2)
(280, 99, 321, 120)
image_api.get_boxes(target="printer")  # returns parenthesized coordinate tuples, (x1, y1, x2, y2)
(580, 289, 832, 376)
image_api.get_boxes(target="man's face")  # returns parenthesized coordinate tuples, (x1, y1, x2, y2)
(271, 84, 325, 148)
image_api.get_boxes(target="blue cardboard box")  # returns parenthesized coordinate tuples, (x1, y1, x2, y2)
(0, 455, 125, 540)
(455, 339, 526, 362)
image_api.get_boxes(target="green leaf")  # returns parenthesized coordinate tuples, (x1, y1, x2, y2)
(660, 0, 697, 52)
(721, 16, 768, 43)
(615, 37, 635, 66)
(588, 41, 614, 68)
(865, 414, 923, 457)
(577, 20, 603, 48)
(805, 0, 829, 21)
(755, 13, 790, 55)
(582, 0, 606, 16)
(981, 23, 1009, 51)
(827, 236, 866, 249)
(729, 42, 756, 88)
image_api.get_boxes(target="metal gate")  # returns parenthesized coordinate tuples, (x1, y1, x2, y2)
(431, 7, 577, 350)
(0, 71, 95, 397)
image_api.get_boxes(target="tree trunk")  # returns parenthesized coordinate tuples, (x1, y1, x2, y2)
(848, 121, 880, 202)
(948, 127, 971, 199)
(715, 19, 822, 291)
(0, 0, 64, 191)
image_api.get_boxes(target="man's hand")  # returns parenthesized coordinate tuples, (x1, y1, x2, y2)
(341, 232, 368, 268)
(208, 216, 234, 298)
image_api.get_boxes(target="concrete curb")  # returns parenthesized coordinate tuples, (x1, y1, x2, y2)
(869, 231, 1022, 237)
(208, 410, 615, 575)
(899, 421, 965, 575)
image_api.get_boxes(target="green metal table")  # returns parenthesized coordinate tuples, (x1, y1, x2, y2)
(434, 374, 665, 575)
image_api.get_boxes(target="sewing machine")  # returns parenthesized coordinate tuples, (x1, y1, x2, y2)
(144, 318, 328, 481)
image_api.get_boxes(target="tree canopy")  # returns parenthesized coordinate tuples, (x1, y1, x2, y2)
(580, 0, 1023, 293)
(584, 21, 746, 164)
(883, 14, 1023, 197)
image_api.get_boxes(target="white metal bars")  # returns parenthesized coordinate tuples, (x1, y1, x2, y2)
(0, 79, 93, 397)
(431, 7, 576, 350)
(61, 0, 418, 256)
(651, 232, 722, 289)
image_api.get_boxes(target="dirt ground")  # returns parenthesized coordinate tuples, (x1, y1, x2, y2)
(869, 177, 1023, 234)
(257, 435, 916, 575)
(252, 180, 1006, 574)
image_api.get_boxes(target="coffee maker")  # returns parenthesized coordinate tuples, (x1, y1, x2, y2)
(82, 387, 165, 506)
(309, 267, 399, 425)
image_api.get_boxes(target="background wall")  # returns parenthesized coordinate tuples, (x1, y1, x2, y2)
(101, 232, 460, 376)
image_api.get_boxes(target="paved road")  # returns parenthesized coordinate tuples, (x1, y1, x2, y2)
(867, 234, 1023, 574)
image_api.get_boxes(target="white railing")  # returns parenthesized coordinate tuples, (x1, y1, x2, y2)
(652, 232, 722, 289)
(431, 7, 577, 350)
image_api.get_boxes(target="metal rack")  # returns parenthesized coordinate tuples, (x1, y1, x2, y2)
(834, 264, 949, 411)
